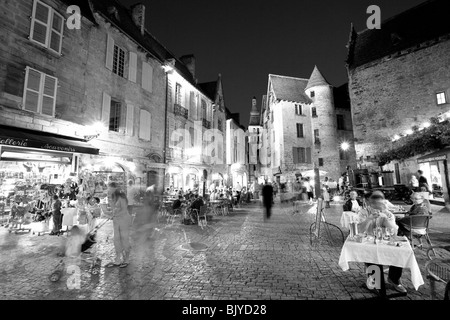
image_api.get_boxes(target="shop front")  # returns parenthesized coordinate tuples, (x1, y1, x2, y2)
(0, 125, 99, 214)
(417, 148, 450, 205)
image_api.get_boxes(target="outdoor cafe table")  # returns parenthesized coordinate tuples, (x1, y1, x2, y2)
(338, 236, 424, 298)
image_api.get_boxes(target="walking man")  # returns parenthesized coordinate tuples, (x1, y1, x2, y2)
(262, 181, 273, 221)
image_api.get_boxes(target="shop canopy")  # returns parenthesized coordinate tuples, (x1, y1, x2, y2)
(416, 148, 450, 164)
(0, 125, 99, 156)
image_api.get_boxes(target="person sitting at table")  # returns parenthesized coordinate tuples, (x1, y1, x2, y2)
(358, 191, 406, 294)
(396, 192, 431, 237)
(343, 191, 363, 212)
(172, 195, 183, 211)
(187, 194, 204, 224)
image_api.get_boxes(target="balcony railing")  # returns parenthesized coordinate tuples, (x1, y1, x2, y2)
(174, 104, 188, 119)
(202, 119, 211, 129)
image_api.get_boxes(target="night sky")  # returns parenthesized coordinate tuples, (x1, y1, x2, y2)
(119, 0, 424, 127)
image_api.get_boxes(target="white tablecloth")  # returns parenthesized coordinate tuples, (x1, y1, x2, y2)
(338, 237, 424, 290)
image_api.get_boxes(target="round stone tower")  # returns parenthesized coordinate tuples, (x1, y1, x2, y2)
(304, 66, 340, 181)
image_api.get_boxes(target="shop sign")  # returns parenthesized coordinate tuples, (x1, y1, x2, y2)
(1, 138, 79, 153)
(417, 155, 447, 164)
(0, 138, 29, 147)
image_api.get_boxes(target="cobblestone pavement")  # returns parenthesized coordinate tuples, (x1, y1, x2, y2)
(1, 200, 449, 300)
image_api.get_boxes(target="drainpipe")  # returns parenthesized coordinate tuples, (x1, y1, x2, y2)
(163, 69, 169, 191)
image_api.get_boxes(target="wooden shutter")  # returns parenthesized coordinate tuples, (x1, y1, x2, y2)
(49, 12, 63, 53)
(306, 147, 312, 164)
(293, 147, 299, 164)
(118, 104, 127, 134)
(139, 109, 151, 141)
(23, 68, 41, 113)
(126, 104, 134, 136)
(102, 92, 111, 125)
(31, 1, 50, 46)
(128, 52, 137, 83)
(105, 34, 114, 70)
(142, 62, 153, 92)
(41, 74, 57, 116)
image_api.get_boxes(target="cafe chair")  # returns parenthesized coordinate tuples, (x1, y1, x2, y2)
(166, 207, 183, 226)
(406, 215, 434, 252)
(196, 205, 208, 229)
(425, 246, 450, 300)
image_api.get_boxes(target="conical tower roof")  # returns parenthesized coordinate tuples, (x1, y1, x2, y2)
(305, 66, 330, 90)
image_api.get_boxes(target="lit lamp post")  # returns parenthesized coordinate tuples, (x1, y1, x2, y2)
(340, 141, 351, 189)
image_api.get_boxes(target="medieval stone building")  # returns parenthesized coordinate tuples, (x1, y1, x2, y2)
(346, 0, 450, 205)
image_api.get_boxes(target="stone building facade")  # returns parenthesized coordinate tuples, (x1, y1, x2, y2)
(259, 67, 356, 189)
(164, 57, 228, 195)
(0, 0, 168, 195)
(346, 0, 450, 204)
(0, 0, 230, 199)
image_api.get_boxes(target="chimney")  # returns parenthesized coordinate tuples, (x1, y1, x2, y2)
(130, 3, 145, 36)
(180, 54, 196, 79)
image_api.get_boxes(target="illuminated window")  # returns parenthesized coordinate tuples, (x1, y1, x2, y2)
(437, 92, 447, 105)
(109, 100, 123, 132)
(30, 0, 64, 54)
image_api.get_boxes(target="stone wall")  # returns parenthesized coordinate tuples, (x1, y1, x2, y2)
(348, 37, 450, 162)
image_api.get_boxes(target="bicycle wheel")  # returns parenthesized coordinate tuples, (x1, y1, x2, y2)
(316, 222, 345, 247)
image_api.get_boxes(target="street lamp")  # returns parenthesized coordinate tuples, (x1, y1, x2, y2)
(340, 142, 350, 151)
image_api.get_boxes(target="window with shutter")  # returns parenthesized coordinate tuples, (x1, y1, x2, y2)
(112, 45, 126, 78)
(296, 123, 304, 138)
(139, 109, 151, 141)
(109, 100, 121, 132)
(298, 147, 305, 163)
(30, 0, 64, 54)
(23, 67, 57, 116)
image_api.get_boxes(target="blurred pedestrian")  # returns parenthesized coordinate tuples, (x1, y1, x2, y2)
(262, 181, 273, 221)
(105, 189, 131, 268)
(50, 194, 62, 235)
